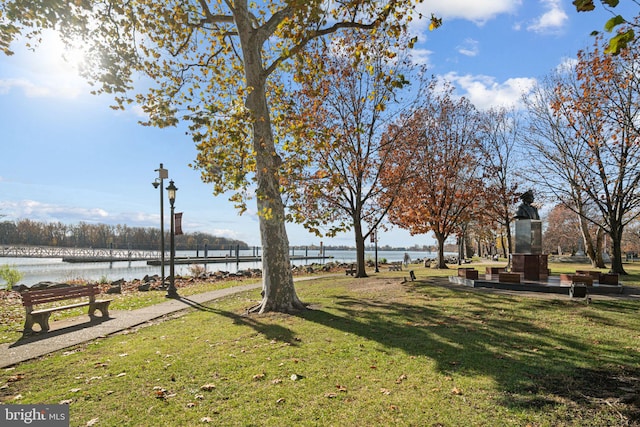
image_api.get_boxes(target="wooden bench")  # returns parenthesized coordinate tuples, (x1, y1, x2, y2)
(576, 270, 601, 280)
(457, 268, 478, 280)
(571, 274, 593, 287)
(498, 272, 521, 284)
(20, 284, 112, 334)
(345, 265, 356, 276)
(485, 267, 505, 280)
(389, 263, 402, 271)
(598, 273, 619, 285)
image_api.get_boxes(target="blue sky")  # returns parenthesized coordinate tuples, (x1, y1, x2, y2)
(0, 1, 632, 248)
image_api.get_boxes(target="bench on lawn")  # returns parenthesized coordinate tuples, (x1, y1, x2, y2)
(20, 284, 112, 334)
(458, 268, 478, 280)
(389, 263, 402, 271)
(345, 264, 356, 276)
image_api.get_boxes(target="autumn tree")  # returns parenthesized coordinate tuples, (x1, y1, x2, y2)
(1, 1, 438, 312)
(543, 204, 581, 255)
(525, 35, 640, 274)
(477, 107, 523, 262)
(523, 74, 603, 267)
(381, 79, 484, 268)
(284, 33, 423, 278)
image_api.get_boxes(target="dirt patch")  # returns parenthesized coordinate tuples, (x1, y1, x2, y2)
(346, 276, 407, 293)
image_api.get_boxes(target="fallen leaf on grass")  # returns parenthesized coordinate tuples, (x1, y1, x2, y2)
(389, 405, 399, 411)
(380, 388, 391, 395)
(290, 374, 304, 381)
(201, 417, 213, 423)
(253, 373, 266, 381)
(201, 384, 216, 391)
(324, 392, 338, 398)
(336, 384, 347, 392)
(59, 399, 73, 405)
(86, 418, 99, 426)
(276, 398, 286, 404)
(396, 374, 407, 384)
(186, 402, 197, 408)
(7, 374, 24, 382)
(451, 387, 463, 395)
(153, 386, 175, 399)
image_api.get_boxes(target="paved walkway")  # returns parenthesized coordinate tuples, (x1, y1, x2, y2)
(0, 283, 262, 369)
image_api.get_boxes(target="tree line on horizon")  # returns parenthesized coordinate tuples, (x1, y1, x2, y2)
(0, 219, 248, 251)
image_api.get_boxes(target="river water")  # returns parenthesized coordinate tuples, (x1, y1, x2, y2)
(0, 249, 441, 287)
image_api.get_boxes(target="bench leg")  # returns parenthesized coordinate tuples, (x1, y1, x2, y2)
(23, 313, 35, 334)
(24, 312, 51, 334)
(89, 301, 111, 319)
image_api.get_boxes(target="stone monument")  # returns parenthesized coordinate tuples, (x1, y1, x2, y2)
(511, 190, 548, 280)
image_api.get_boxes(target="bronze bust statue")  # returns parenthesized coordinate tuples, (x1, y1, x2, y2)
(514, 190, 540, 220)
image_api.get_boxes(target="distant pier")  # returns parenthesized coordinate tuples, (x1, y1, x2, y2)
(0, 245, 159, 262)
(0, 245, 332, 264)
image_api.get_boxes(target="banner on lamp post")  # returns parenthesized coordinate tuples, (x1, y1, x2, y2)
(175, 212, 183, 236)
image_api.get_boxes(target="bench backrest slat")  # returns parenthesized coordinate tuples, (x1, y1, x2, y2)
(21, 284, 98, 306)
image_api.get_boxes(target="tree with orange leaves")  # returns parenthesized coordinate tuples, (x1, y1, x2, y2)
(381, 79, 484, 269)
(284, 32, 424, 277)
(526, 34, 640, 274)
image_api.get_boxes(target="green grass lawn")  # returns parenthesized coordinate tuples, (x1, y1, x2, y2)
(1, 262, 640, 426)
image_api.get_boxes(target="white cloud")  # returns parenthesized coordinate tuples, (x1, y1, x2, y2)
(457, 39, 479, 57)
(408, 48, 434, 66)
(0, 199, 161, 227)
(1, 200, 105, 221)
(415, 0, 521, 27)
(442, 72, 537, 110)
(527, 0, 567, 33)
(556, 56, 578, 73)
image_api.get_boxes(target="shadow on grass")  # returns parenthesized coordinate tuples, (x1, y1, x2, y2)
(180, 297, 298, 345)
(297, 277, 640, 422)
(9, 316, 112, 348)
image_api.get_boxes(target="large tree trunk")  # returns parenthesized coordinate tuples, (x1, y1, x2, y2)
(609, 223, 627, 275)
(239, 17, 305, 313)
(354, 219, 368, 278)
(593, 227, 606, 268)
(250, 101, 305, 312)
(435, 232, 448, 269)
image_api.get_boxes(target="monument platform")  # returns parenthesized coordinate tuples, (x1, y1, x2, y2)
(449, 274, 625, 295)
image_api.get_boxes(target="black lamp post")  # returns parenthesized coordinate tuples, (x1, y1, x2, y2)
(166, 180, 179, 298)
(374, 228, 379, 273)
(152, 164, 168, 286)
